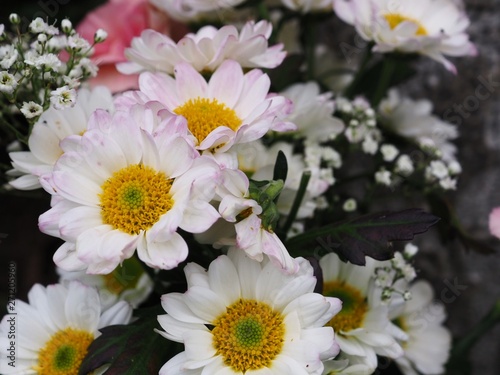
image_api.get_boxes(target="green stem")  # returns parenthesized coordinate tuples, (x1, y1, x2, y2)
(257, 1, 270, 21)
(371, 56, 396, 107)
(280, 171, 311, 237)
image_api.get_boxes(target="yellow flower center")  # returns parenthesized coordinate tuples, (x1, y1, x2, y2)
(101, 256, 144, 294)
(99, 164, 174, 235)
(35, 328, 94, 375)
(323, 280, 368, 333)
(174, 98, 242, 145)
(384, 13, 428, 36)
(212, 299, 285, 372)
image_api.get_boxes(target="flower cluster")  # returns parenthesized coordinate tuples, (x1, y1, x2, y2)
(1, 0, 493, 375)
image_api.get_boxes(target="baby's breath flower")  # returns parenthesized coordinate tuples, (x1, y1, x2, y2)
(50, 85, 76, 109)
(20, 101, 43, 119)
(61, 19, 72, 34)
(395, 154, 415, 176)
(9, 13, 20, 25)
(381, 144, 399, 162)
(0, 45, 19, 69)
(0, 71, 17, 94)
(94, 28, 108, 43)
(403, 243, 419, 259)
(343, 198, 357, 212)
(68, 35, 91, 52)
(375, 169, 392, 186)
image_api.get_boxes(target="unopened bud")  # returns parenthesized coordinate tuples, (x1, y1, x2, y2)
(9, 13, 20, 25)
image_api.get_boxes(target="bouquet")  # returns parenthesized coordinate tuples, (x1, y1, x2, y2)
(1, 0, 499, 374)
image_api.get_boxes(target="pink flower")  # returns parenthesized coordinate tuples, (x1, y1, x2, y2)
(488, 207, 500, 239)
(76, 0, 181, 93)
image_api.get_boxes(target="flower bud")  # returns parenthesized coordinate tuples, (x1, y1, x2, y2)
(9, 13, 20, 25)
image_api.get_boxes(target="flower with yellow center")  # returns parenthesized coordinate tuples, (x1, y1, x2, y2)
(157, 249, 342, 374)
(0, 281, 132, 375)
(117, 59, 295, 153)
(319, 253, 404, 371)
(39, 107, 221, 274)
(333, 0, 476, 73)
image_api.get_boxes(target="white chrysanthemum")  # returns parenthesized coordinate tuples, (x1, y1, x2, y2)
(280, 81, 344, 143)
(216, 168, 299, 273)
(322, 351, 376, 374)
(116, 60, 295, 153)
(379, 89, 458, 161)
(57, 257, 153, 309)
(8, 86, 114, 191)
(319, 253, 405, 369)
(150, 0, 246, 22)
(0, 281, 132, 375)
(333, 0, 476, 72)
(118, 20, 286, 75)
(280, 0, 334, 13)
(157, 249, 342, 374)
(390, 281, 452, 375)
(38, 108, 221, 274)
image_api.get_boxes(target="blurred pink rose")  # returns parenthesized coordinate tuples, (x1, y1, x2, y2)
(488, 207, 500, 239)
(77, 0, 178, 93)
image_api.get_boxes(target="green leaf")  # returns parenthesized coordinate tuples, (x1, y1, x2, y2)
(286, 208, 440, 265)
(272, 150, 288, 183)
(79, 305, 181, 375)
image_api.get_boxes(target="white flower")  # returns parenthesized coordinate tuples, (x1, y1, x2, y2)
(333, 0, 476, 72)
(20, 101, 43, 119)
(94, 28, 108, 43)
(427, 160, 449, 179)
(375, 169, 392, 186)
(380, 144, 399, 162)
(0, 281, 132, 375)
(390, 281, 452, 375)
(0, 45, 19, 69)
(29, 53, 62, 71)
(395, 155, 415, 176)
(280, 81, 344, 142)
(281, 0, 335, 13)
(119, 20, 286, 75)
(379, 89, 458, 161)
(38, 108, 221, 274)
(61, 19, 73, 33)
(157, 249, 341, 374)
(439, 176, 457, 190)
(50, 85, 77, 109)
(57, 257, 153, 309)
(319, 253, 405, 369)
(0, 71, 17, 94)
(8, 87, 114, 190)
(214, 168, 300, 273)
(342, 198, 357, 212)
(150, 0, 246, 22)
(68, 35, 92, 52)
(117, 60, 295, 153)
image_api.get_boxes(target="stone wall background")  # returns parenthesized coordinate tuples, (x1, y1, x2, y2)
(0, 0, 499, 373)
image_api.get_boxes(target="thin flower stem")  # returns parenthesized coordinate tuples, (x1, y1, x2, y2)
(280, 171, 311, 237)
(371, 56, 396, 107)
(303, 16, 317, 81)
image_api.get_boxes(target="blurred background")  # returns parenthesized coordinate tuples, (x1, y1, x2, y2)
(0, 0, 499, 373)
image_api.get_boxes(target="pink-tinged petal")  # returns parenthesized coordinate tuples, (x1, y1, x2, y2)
(53, 242, 87, 271)
(105, 111, 144, 165)
(139, 72, 179, 109)
(146, 207, 183, 243)
(261, 231, 299, 274)
(139, 130, 160, 170)
(208, 60, 244, 108)
(197, 126, 235, 151)
(180, 201, 220, 233)
(489, 207, 500, 239)
(219, 168, 249, 197)
(183, 286, 227, 322)
(75, 225, 115, 264)
(156, 134, 197, 178)
(138, 231, 188, 269)
(207, 256, 241, 305)
(234, 70, 270, 118)
(52, 170, 101, 206)
(59, 206, 103, 242)
(235, 214, 261, 249)
(39, 199, 79, 237)
(174, 62, 208, 103)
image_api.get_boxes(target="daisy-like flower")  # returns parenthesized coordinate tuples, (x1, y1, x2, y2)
(157, 249, 341, 374)
(150, 0, 246, 22)
(118, 20, 286, 75)
(57, 256, 153, 309)
(390, 280, 452, 375)
(280, 81, 344, 143)
(333, 0, 476, 72)
(319, 253, 405, 369)
(8, 86, 114, 191)
(0, 281, 132, 375)
(39, 108, 221, 274)
(378, 89, 458, 162)
(117, 59, 295, 153)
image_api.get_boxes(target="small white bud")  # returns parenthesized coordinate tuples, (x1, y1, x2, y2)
(61, 19, 72, 33)
(37, 33, 47, 43)
(94, 28, 108, 43)
(9, 13, 20, 25)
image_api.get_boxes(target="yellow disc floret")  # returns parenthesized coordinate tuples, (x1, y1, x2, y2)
(212, 299, 285, 372)
(100, 164, 173, 235)
(384, 14, 428, 36)
(35, 328, 94, 375)
(174, 98, 242, 144)
(323, 280, 368, 333)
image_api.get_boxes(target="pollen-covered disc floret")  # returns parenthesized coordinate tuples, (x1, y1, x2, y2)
(0, 281, 132, 375)
(115, 59, 295, 153)
(157, 250, 342, 374)
(333, 0, 477, 72)
(38, 107, 221, 274)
